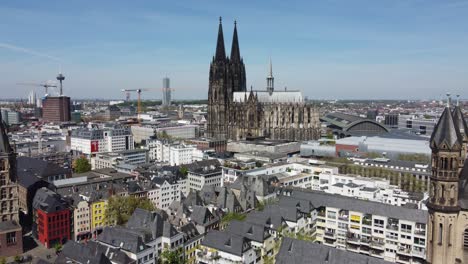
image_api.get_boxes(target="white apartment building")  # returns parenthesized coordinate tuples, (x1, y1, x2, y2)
(224, 161, 422, 208)
(131, 124, 197, 144)
(147, 139, 170, 162)
(280, 188, 428, 264)
(147, 179, 184, 210)
(169, 144, 196, 166)
(187, 162, 222, 191)
(91, 149, 149, 170)
(70, 126, 134, 156)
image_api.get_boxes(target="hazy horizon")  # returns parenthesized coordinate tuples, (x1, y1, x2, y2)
(1, 1, 468, 101)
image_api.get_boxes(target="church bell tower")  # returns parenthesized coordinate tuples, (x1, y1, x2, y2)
(427, 94, 463, 263)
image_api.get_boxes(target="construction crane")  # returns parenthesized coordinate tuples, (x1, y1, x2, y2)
(121, 88, 156, 122)
(17, 81, 58, 96)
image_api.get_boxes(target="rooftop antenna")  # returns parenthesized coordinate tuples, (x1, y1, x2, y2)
(446, 93, 451, 108)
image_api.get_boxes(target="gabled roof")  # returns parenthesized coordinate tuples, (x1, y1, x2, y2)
(56, 240, 134, 264)
(33, 187, 69, 213)
(98, 226, 149, 254)
(430, 107, 462, 151)
(191, 205, 219, 226)
(276, 237, 392, 264)
(126, 208, 177, 240)
(225, 220, 270, 243)
(202, 230, 251, 257)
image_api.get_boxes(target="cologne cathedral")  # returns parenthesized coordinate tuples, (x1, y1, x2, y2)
(206, 18, 320, 141)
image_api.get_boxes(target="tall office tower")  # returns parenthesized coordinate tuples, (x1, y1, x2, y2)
(42, 96, 71, 122)
(0, 112, 23, 256)
(162, 77, 171, 106)
(28, 90, 37, 105)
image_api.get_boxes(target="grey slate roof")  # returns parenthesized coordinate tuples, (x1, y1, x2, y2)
(55, 240, 134, 264)
(98, 226, 149, 254)
(190, 205, 219, 226)
(33, 187, 69, 213)
(225, 220, 270, 243)
(126, 208, 177, 239)
(276, 237, 393, 264)
(452, 106, 468, 139)
(279, 188, 428, 223)
(17, 156, 70, 181)
(202, 230, 251, 257)
(430, 106, 462, 150)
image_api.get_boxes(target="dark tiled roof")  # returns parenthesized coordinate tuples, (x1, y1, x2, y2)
(452, 106, 468, 139)
(430, 107, 462, 150)
(276, 237, 393, 264)
(17, 156, 70, 180)
(0, 220, 21, 232)
(202, 230, 250, 257)
(33, 187, 69, 213)
(98, 226, 149, 254)
(55, 240, 114, 264)
(225, 220, 270, 243)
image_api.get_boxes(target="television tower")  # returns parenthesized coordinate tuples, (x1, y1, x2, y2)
(56, 73, 65, 95)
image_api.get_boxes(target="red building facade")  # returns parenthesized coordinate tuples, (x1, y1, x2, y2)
(33, 188, 71, 248)
(36, 208, 70, 248)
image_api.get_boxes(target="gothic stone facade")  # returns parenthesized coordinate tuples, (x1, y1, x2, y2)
(206, 18, 320, 141)
(0, 112, 23, 256)
(427, 102, 468, 263)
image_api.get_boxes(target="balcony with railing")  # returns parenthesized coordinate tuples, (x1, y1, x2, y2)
(324, 231, 336, 239)
(338, 209, 349, 221)
(397, 246, 412, 256)
(370, 239, 385, 250)
(387, 218, 399, 231)
(362, 214, 372, 226)
(369, 249, 384, 258)
(412, 248, 426, 259)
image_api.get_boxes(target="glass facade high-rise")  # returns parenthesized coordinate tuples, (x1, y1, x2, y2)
(162, 77, 171, 106)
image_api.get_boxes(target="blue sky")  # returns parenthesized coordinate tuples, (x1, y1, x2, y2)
(1, 0, 468, 100)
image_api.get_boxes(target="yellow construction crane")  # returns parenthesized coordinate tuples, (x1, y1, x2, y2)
(17, 81, 58, 96)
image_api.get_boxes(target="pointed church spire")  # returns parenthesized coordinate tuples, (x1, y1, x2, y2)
(215, 17, 226, 62)
(430, 94, 462, 151)
(268, 57, 273, 78)
(267, 57, 274, 93)
(230, 20, 241, 62)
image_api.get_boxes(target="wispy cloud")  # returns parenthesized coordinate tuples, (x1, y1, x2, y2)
(0, 43, 61, 62)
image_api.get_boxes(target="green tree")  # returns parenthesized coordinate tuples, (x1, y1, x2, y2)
(0, 257, 6, 264)
(221, 212, 247, 225)
(14, 255, 21, 263)
(73, 156, 91, 173)
(158, 248, 185, 264)
(179, 166, 188, 177)
(54, 243, 63, 253)
(105, 196, 155, 225)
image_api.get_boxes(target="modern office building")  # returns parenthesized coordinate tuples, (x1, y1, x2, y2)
(398, 115, 437, 136)
(42, 96, 71, 122)
(162, 77, 171, 106)
(70, 125, 134, 156)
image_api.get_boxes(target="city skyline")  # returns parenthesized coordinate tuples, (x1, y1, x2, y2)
(1, 0, 468, 100)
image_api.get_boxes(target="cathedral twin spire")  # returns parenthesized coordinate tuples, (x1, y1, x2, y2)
(214, 17, 242, 63)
